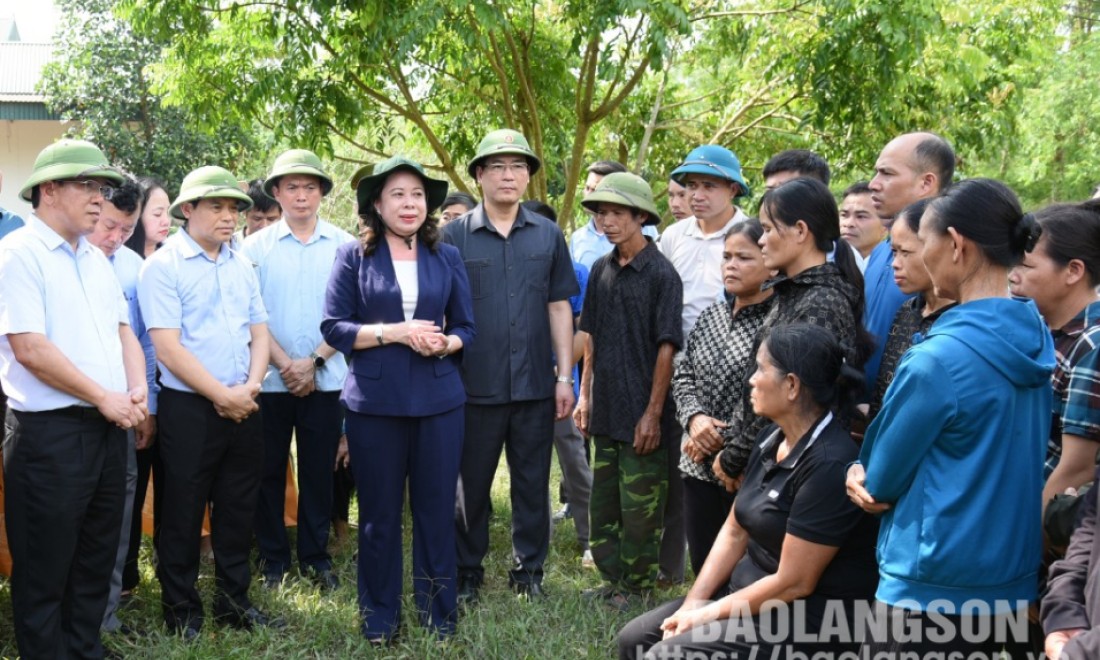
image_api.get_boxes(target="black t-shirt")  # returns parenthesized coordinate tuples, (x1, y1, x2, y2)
(732, 412, 879, 602)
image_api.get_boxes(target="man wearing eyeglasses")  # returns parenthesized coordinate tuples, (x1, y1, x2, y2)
(0, 139, 148, 658)
(443, 129, 579, 603)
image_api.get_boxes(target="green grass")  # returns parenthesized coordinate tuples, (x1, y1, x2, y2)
(0, 455, 682, 658)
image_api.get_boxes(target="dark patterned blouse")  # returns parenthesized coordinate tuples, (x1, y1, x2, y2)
(673, 295, 774, 483)
(720, 262, 864, 479)
(867, 295, 955, 423)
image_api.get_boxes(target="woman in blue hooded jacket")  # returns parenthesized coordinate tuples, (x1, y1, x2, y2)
(846, 178, 1055, 656)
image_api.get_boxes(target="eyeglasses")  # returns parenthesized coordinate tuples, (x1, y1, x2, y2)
(484, 162, 530, 176)
(60, 179, 118, 199)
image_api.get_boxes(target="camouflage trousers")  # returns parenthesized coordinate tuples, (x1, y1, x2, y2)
(589, 436, 668, 592)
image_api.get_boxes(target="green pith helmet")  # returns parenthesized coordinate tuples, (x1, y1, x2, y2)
(262, 148, 334, 198)
(466, 129, 542, 179)
(352, 156, 449, 215)
(169, 166, 254, 220)
(19, 139, 124, 201)
(581, 172, 662, 226)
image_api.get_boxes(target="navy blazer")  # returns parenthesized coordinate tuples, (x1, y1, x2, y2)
(321, 237, 476, 417)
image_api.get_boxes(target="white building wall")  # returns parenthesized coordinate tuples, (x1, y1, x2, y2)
(0, 118, 71, 219)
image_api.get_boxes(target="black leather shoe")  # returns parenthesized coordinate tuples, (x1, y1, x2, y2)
(306, 568, 340, 591)
(456, 575, 480, 606)
(218, 607, 287, 631)
(512, 580, 546, 601)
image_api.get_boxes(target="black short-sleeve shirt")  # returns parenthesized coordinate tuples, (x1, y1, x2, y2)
(579, 241, 683, 443)
(442, 205, 579, 404)
(732, 413, 879, 601)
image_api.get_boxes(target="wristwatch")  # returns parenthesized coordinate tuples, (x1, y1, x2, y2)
(555, 375, 574, 385)
(375, 323, 385, 346)
(310, 352, 326, 369)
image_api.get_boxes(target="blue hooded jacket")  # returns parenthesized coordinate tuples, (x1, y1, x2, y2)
(859, 297, 1055, 611)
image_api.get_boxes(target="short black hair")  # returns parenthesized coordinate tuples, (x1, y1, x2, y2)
(443, 191, 478, 212)
(106, 175, 144, 215)
(762, 150, 830, 186)
(842, 181, 872, 198)
(1033, 199, 1100, 287)
(248, 179, 280, 214)
(911, 133, 955, 192)
(586, 160, 627, 177)
(521, 199, 557, 223)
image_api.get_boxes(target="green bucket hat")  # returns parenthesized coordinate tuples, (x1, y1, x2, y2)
(169, 166, 254, 220)
(466, 129, 542, 179)
(262, 149, 334, 198)
(19, 139, 124, 201)
(581, 172, 662, 226)
(352, 156, 449, 216)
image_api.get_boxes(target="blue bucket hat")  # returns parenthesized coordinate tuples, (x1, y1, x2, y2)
(670, 145, 751, 198)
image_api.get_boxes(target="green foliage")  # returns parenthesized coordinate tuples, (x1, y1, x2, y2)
(40, 0, 265, 196)
(993, 31, 1100, 205)
(107, 0, 1081, 230)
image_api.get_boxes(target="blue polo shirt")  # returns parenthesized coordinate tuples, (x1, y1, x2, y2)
(863, 239, 914, 389)
(138, 230, 268, 392)
(0, 214, 129, 411)
(110, 245, 160, 414)
(242, 218, 354, 393)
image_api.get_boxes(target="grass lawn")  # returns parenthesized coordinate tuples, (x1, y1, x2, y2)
(0, 454, 684, 658)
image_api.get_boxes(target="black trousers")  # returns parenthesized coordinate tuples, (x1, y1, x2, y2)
(3, 406, 127, 659)
(658, 417, 686, 583)
(123, 442, 163, 592)
(156, 388, 263, 630)
(455, 399, 554, 585)
(682, 475, 736, 575)
(254, 391, 343, 576)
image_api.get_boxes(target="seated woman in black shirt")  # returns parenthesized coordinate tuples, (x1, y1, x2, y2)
(618, 323, 879, 660)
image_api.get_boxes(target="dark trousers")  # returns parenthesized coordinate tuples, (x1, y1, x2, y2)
(156, 388, 263, 631)
(347, 407, 463, 640)
(619, 596, 865, 660)
(658, 419, 686, 583)
(332, 463, 355, 523)
(682, 475, 735, 575)
(455, 398, 555, 586)
(123, 442, 163, 592)
(254, 391, 342, 576)
(3, 407, 127, 659)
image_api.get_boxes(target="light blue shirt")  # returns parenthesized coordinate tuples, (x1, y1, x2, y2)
(110, 245, 160, 414)
(138, 230, 268, 393)
(242, 218, 354, 393)
(0, 208, 24, 240)
(0, 215, 129, 411)
(569, 217, 658, 269)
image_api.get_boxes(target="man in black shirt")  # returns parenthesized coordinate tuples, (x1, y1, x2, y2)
(574, 172, 683, 602)
(443, 129, 579, 601)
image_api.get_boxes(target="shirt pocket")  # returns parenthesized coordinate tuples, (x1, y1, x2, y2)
(527, 253, 551, 292)
(464, 258, 493, 300)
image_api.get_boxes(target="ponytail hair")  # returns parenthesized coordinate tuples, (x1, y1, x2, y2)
(924, 178, 1037, 267)
(761, 323, 865, 420)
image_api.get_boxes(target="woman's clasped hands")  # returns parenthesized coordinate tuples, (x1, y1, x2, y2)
(396, 319, 452, 358)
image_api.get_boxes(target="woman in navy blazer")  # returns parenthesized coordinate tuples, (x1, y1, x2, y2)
(321, 157, 475, 643)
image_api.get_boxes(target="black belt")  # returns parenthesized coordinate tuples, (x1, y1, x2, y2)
(20, 405, 105, 421)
